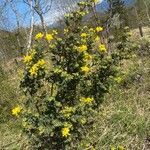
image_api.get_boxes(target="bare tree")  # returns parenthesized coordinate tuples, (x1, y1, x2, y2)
(8, 0, 22, 56)
(143, 0, 150, 24)
(26, 0, 34, 50)
(134, 6, 144, 37)
(23, 0, 53, 33)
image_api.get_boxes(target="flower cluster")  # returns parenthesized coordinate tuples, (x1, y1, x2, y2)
(29, 59, 46, 77)
(80, 97, 94, 104)
(78, 45, 88, 52)
(35, 31, 57, 42)
(35, 32, 43, 40)
(61, 127, 70, 137)
(12, 106, 21, 117)
(23, 55, 32, 64)
(99, 44, 107, 53)
(96, 26, 103, 32)
(81, 66, 90, 74)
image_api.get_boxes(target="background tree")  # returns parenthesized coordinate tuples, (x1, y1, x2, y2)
(106, 0, 129, 42)
(133, 0, 150, 37)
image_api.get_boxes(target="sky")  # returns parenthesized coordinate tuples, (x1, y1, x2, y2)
(0, 0, 31, 30)
(43, 0, 103, 25)
(1, 0, 135, 30)
(0, 0, 107, 30)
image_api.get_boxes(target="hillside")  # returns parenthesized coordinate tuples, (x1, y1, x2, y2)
(0, 0, 150, 149)
(0, 29, 150, 149)
(96, 0, 135, 11)
(0, 53, 150, 150)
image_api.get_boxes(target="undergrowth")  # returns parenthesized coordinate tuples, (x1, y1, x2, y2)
(0, 54, 149, 149)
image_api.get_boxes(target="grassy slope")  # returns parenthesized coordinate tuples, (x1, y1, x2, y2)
(0, 55, 149, 150)
(81, 56, 150, 150)
(0, 27, 150, 149)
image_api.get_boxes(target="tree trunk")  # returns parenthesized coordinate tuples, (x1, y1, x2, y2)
(39, 14, 47, 34)
(27, 0, 34, 51)
(139, 25, 143, 37)
(143, 0, 150, 24)
(134, 6, 144, 37)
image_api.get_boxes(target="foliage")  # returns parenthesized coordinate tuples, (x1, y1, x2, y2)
(107, 0, 128, 25)
(106, 0, 129, 42)
(134, 0, 150, 26)
(13, 0, 132, 149)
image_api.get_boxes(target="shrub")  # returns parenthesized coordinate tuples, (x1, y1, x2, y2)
(13, 1, 131, 149)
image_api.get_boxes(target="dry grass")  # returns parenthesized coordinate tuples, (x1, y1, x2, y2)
(0, 28, 150, 149)
(80, 55, 150, 150)
(132, 26, 150, 39)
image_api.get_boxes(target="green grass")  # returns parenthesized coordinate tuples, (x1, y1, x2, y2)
(0, 55, 150, 150)
(80, 56, 150, 150)
(0, 63, 21, 123)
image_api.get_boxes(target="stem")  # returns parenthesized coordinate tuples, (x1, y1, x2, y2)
(51, 83, 54, 96)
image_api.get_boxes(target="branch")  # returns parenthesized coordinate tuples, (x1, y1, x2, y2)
(26, 0, 34, 51)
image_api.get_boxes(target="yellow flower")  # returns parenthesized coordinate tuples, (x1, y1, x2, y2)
(81, 33, 87, 38)
(91, 147, 96, 150)
(23, 55, 32, 63)
(65, 13, 70, 18)
(35, 32, 43, 40)
(93, 0, 99, 3)
(114, 77, 122, 83)
(45, 33, 53, 41)
(29, 64, 39, 77)
(77, 11, 86, 16)
(80, 97, 94, 104)
(99, 44, 107, 53)
(64, 28, 69, 34)
(96, 26, 103, 32)
(37, 59, 46, 68)
(78, 45, 87, 52)
(118, 145, 125, 150)
(52, 30, 58, 35)
(12, 106, 21, 117)
(83, 52, 92, 62)
(29, 49, 37, 56)
(81, 66, 90, 74)
(61, 127, 70, 137)
(110, 146, 116, 150)
(95, 36, 100, 42)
